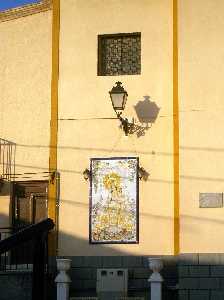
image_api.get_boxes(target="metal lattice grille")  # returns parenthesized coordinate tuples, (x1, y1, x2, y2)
(98, 33, 141, 76)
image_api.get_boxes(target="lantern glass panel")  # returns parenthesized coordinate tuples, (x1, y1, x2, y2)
(110, 93, 125, 110)
(123, 93, 128, 109)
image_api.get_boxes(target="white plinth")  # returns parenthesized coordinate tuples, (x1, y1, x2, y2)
(148, 258, 163, 300)
(55, 258, 72, 300)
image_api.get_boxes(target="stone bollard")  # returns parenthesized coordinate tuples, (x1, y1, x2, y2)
(148, 258, 163, 300)
(55, 258, 72, 300)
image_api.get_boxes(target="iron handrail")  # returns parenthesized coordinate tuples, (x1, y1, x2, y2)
(0, 218, 54, 254)
(0, 227, 12, 230)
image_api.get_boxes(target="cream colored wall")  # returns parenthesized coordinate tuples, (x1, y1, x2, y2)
(58, 0, 174, 256)
(179, 0, 224, 252)
(0, 183, 11, 228)
(0, 196, 10, 227)
(0, 11, 52, 183)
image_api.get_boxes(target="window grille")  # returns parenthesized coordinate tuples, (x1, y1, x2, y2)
(98, 33, 141, 76)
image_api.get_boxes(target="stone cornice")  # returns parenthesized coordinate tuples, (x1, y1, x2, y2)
(0, 0, 52, 23)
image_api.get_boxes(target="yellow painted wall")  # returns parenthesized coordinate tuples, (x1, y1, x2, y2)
(58, 0, 174, 256)
(0, 11, 52, 181)
(179, 0, 224, 252)
(1, 0, 224, 256)
(0, 183, 11, 228)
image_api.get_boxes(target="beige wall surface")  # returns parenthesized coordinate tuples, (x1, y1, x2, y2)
(0, 182, 11, 228)
(0, 11, 52, 183)
(58, 0, 174, 256)
(179, 0, 224, 252)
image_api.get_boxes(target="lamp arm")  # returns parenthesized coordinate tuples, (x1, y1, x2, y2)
(114, 111, 123, 119)
(114, 110, 134, 136)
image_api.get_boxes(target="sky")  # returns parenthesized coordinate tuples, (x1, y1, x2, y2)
(0, 0, 40, 11)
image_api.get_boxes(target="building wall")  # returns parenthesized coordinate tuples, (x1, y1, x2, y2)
(1, 0, 223, 257)
(67, 255, 177, 298)
(58, 0, 174, 256)
(179, 0, 224, 252)
(2, 0, 224, 297)
(0, 10, 52, 181)
(0, 183, 11, 228)
(179, 254, 224, 300)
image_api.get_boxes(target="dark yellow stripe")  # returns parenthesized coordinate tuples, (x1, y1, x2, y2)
(173, 0, 180, 255)
(48, 0, 60, 255)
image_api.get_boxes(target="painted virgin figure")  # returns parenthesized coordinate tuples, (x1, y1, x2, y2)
(92, 171, 136, 242)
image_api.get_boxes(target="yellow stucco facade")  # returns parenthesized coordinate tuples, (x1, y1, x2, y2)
(0, 5, 52, 229)
(1, 0, 224, 257)
(58, 0, 174, 256)
(179, 0, 224, 253)
(0, 11, 52, 177)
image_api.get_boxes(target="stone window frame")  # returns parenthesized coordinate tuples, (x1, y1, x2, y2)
(97, 32, 141, 76)
(0, 0, 52, 23)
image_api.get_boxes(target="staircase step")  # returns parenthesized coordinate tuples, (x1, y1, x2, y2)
(70, 298, 98, 300)
(70, 298, 144, 300)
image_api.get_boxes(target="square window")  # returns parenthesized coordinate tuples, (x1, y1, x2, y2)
(98, 33, 141, 76)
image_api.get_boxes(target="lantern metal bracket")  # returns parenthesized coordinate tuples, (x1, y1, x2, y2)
(138, 166, 150, 181)
(115, 111, 135, 136)
(83, 168, 91, 181)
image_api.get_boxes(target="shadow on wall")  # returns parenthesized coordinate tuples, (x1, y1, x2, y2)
(0, 180, 11, 197)
(133, 95, 160, 138)
(56, 230, 224, 299)
(0, 209, 177, 299)
(55, 230, 178, 299)
(3, 208, 224, 299)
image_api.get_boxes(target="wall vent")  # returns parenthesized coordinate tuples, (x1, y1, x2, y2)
(97, 269, 128, 292)
(96, 268, 128, 300)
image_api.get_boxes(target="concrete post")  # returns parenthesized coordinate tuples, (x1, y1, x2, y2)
(148, 258, 163, 300)
(55, 258, 72, 300)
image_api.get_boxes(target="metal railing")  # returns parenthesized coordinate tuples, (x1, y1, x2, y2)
(0, 227, 12, 270)
(0, 226, 35, 271)
(0, 218, 54, 300)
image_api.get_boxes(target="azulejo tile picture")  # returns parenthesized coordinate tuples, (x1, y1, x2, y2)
(89, 157, 139, 244)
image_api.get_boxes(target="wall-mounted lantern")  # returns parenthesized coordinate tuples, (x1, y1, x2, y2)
(109, 82, 134, 136)
(109, 81, 128, 113)
(83, 168, 91, 181)
(138, 166, 149, 181)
